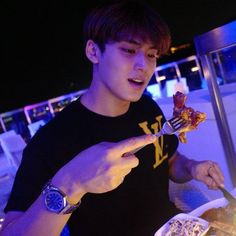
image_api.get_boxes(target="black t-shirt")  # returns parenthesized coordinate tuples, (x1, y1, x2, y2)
(5, 95, 180, 236)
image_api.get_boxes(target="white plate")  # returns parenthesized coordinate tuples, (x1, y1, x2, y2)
(154, 213, 209, 236)
(189, 197, 228, 217)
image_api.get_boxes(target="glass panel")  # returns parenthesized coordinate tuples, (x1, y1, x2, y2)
(49, 97, 72, 115)
(157, 66, 178, 79)
(194, 20, 236, 186)
(155, 64, 180, 98)
(1, 110, 31, 142)
(210, 43, 236, 85)
(178, 59, 203, 91)
(209, 45, 236, 159)
(25, 103, 53, 124)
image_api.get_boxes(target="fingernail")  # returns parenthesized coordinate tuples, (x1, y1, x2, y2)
(147, 134, 156, 142)
(220, 183, 225, 188)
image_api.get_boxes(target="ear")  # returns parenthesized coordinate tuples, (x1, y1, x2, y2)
(85, 40, 100, 64)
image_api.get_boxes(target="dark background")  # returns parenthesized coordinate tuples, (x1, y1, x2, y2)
(2, 0, 236, 113)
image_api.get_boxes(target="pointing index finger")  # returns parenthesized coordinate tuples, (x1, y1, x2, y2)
(114, 134, 156, 155)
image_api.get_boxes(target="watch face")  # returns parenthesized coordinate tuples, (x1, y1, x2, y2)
(45, 190, 66, 213)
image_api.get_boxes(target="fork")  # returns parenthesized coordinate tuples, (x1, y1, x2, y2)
(153, 116, 187, 138)
(124, 117, 187, 156)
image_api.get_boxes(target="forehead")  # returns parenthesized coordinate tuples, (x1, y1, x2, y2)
(109, 33, 157, 48)
(126, 39, 156, 47)
(113, 38, 158, 51)
(117, 31, 156, 44)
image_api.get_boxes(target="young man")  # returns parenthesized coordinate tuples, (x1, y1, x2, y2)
(2, 1, 224, 235)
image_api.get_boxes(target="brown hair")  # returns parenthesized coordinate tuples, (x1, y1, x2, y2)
(83, 0, 171, 56)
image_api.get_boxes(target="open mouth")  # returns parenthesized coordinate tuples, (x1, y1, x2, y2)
(128, 78, 145, 86)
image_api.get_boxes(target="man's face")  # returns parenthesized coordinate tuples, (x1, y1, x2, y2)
(94, 39, 158, 102)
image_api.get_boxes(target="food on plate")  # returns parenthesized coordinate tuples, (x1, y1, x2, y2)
(173, 91, 206, 143)
(209, 221, 236, 235)
(200, 203, 236, 235)
(162, 216, 209, 236)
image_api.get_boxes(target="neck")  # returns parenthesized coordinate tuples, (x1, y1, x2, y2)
(80, 86, 130, 117)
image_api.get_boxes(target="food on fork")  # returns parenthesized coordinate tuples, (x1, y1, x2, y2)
(173, 91, 206, 143)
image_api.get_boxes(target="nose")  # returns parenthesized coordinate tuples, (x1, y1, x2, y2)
(134, 53, 148, 72)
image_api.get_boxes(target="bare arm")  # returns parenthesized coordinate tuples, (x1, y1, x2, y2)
(1, 134, 156, 236)
(1, 196, 72, 236)
(168, 151, 194, 183)
(168, 151, 224, 189)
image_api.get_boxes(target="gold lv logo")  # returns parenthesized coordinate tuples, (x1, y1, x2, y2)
(138, 116, 168, 168)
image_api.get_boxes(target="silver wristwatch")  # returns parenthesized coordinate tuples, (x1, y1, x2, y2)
(42, 180, 81, 214)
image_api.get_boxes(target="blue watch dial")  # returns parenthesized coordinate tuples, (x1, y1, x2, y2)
(43, 180, 81, 214)
(45, 190, 65, 213)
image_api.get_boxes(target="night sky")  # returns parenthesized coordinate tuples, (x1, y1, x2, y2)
(2, 0, 236, 113)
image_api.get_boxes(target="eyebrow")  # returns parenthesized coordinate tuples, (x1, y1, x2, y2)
(125, 39, 140, 45)
(124, 39, 157, 50)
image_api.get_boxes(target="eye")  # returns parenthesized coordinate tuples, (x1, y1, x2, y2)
(121, 48, 136, 54)
(147, 54, 156, 59)
(147, 52, 159, 60)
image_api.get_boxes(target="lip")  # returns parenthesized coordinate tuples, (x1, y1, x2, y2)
(127, 77, 146, 88)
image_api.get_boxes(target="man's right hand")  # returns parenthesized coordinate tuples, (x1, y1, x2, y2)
(52, 134, 156, 203)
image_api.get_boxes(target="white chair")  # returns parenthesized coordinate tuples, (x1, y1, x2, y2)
(0, 132, 26, 175)
(0, 130, 17, 139)
(0, 131, 17, 178)
(28, 120, 46, 137)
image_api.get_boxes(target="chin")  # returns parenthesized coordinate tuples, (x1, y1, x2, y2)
(127, 94, 142, 102)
